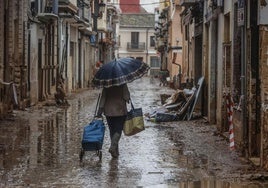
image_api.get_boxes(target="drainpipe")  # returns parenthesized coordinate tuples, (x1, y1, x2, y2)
(53, 0, 59, 78)
(57, 18, 62, 82)
(240, 0, 248, 157)
(93, 0, 101, 62)
(146, 27, 149, 64)
(241, 26, 248, 157)
(187, 26, 190, 78)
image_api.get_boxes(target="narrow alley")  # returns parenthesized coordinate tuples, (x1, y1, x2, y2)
(0, 77, 267, 187)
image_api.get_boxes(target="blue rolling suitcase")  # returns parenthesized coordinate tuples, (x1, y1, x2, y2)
(80, 95, 105, 161)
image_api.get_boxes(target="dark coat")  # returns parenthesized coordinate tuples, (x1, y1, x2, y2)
(99, 84, 130, 117)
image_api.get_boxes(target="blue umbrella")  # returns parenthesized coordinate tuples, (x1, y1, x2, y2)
(93, 57, 150, 88)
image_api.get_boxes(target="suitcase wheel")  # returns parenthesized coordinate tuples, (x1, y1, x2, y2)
(79, 149, 84, 162)
(97, 150, 102, 160)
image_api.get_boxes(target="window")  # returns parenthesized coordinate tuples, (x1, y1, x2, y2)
(150, 36, 155, 47)
(131, 32, 139, 48)
(150, 56, 160, 67)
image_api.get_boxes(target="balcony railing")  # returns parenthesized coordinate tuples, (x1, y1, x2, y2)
(127, 42, 145, 51)
(180, 0, 199, 6)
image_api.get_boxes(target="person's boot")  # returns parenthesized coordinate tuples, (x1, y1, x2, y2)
(109, 133, 121, 158)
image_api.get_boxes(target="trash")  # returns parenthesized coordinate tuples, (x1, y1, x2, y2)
(183, 88, 196, 96)
(145, 106, 168, 118)
(160, 94, 171, 105)
(54, 78, 69, 106)
(159, 70, 169, 86)
(163, 90, 187, 106)
(187, 77, 204, 120)
(146, 76, 204, 122)
(155, 112, 179, 122)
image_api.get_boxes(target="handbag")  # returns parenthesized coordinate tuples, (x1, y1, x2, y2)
(123, 100, 145, 136)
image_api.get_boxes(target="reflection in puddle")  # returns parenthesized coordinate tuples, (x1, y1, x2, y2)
(33, 107, 82, 168)
(145, 179, 265, 188)
(0, 80, 267, 187)
(0, 104, 84, 185)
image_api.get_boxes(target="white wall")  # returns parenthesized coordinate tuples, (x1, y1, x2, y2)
(29, 24, 39, 105)
(224, 0, 232, 14)
(118, 27, 157, 65)
(259, 3, 268, 25)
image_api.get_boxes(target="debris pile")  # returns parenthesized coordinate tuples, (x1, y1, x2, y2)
(145, 77, 204, 122)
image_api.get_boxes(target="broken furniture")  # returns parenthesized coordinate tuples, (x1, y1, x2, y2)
(149, 76, 204, 122)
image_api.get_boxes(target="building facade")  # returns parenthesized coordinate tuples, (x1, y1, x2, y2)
(118, 0, 159, 76)
(154, 0, 268, 169)
(154, 0, 183, 88)
(177, 0, 268, 168)
(0, 0, 120, 118)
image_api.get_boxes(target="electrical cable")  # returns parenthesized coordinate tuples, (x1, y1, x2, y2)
(109, 1, 169, 6)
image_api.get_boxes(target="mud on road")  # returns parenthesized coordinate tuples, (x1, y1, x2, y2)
(0, 77, 267, 187)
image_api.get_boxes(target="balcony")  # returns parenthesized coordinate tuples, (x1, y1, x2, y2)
(71, 18, 90, 28)
(30, 0, 58, 22)
(58, 0, 78, 13)
(37, 12, 58, 22)
(127, 42, 145, 51)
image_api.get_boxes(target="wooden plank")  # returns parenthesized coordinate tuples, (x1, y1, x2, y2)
(187, 76, 204, 120)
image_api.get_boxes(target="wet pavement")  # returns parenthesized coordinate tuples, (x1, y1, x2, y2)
(0, 77, 268, 187)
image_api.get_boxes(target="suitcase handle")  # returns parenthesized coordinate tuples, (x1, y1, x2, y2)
(94, 94, 101, 117)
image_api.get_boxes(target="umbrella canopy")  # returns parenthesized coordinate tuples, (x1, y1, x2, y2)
(93, 57, 150, 88)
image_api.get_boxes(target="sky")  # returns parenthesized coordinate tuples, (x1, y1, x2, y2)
(140, 0, 159, 13)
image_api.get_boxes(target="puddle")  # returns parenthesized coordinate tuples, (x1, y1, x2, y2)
(0, 78, 267, 187)
(144, 179, 266, 188)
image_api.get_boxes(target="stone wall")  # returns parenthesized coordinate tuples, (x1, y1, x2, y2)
(260, 26, 268, 168)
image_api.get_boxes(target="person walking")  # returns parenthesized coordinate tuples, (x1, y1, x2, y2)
(92, 57, 149, 158)
(97, 84, 130, 158)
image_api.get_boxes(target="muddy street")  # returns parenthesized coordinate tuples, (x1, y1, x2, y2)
(0, 77, 267, 187)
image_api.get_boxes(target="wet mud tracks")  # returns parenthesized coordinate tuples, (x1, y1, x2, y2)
(0, 77, 268, 187)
